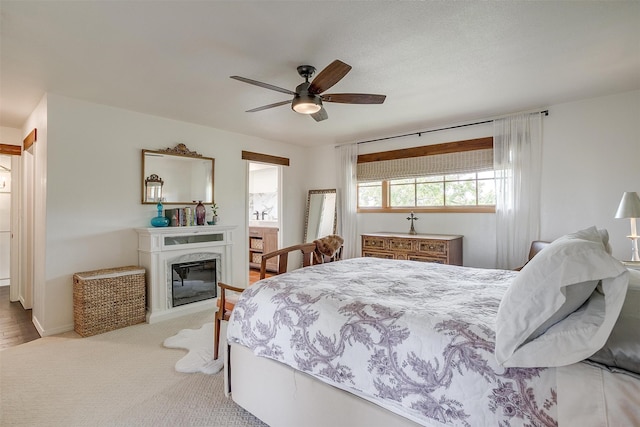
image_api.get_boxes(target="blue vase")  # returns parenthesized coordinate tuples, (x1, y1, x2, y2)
(151, 202, 169, 227)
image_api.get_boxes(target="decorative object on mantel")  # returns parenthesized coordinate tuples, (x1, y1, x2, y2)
(406, 212, 419, 235)
(158, 142, 203, 157)
(144, 174, 164, 203)
(195, 201, 206, 225)
(615, 191, 640, 261)
(208, 202, 219, 225)
(150, 200, 169, 227)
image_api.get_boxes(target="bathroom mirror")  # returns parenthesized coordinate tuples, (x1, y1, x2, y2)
(303, 189, 337, 243)
(142, 144, 214, 204)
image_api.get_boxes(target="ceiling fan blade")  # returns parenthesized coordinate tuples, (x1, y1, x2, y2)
(308, 60, 352, 95)
(230, 76, 297, 96)
(246, 100, 292, 113)
(311, 108, 328, 122)
(322, 93, 386, 104)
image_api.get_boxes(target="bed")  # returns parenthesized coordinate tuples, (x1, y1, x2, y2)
(225, 227, 640, 427)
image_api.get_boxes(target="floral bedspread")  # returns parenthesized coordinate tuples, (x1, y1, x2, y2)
(227, 258, 557, 427)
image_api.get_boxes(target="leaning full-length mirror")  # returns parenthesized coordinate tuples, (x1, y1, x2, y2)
(142, 144, 214, 204)
(303, 189, 337, 243)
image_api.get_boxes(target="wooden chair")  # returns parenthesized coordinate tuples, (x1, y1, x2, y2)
(514, 240, 550, 271)
(259, 242, 317, 280)
(214, 242, 317, 360)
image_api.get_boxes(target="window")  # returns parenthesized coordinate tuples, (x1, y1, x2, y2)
(356, 138, 495, 213)
(357, 181, 382, 207)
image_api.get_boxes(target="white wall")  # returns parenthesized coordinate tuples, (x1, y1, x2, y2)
(32, 94, 310, 335)
(307, 90, 640, 268)
(540, 90, 640, 261)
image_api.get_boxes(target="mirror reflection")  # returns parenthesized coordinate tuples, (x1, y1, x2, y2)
(142, 144, 214, 204)
(304, 189, 337, 243)
(144, 174, 164, 202)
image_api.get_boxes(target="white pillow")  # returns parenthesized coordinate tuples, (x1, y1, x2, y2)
(587, 269, 640, 374)
(495, 227, 629, 367)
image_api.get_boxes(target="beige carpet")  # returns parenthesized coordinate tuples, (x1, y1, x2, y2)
(0, 310, 267, 427)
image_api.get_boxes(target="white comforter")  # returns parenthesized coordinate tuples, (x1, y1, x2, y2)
(227, 258, 558, 426)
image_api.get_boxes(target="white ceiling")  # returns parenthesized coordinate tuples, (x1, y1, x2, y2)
(1, 1, 639, 147)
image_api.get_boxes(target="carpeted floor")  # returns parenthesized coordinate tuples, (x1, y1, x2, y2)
(0, 310, 267, 427)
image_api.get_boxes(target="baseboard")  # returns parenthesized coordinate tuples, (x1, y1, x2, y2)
(32, 315, 74, 337)
(146, 299, 216, 324)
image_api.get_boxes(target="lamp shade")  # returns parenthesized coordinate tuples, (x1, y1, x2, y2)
(291, 94, 322, 114)
(615, 192, 640, 219)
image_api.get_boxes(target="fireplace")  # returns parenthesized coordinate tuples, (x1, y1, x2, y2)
(136, 225, 236, 323)
(170, 256, 219, 307)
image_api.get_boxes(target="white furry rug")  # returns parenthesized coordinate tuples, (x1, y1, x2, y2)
(163, 322, 223, 374)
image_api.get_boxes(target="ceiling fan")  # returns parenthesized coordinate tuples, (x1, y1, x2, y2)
(230, 60, 386, 122)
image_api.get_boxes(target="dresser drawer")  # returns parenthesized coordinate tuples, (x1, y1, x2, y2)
(417, 240, 448, 256)
(362, 250, 394, 260)
(388, 238, 414, 252)
(362, 236, 387, 250)
(408, 255, 446, 264)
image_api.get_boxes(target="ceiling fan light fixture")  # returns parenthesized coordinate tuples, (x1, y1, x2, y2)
(233, 60, 385, 121)
(292, 94, 322, 114)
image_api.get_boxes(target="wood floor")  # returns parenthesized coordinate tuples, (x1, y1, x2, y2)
(249, 268, 273, 284)
(0, 286, 40, 349)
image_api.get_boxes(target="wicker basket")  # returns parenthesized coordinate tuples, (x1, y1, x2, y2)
(73, 266, 146, 337)
(251, 252, 263, 264)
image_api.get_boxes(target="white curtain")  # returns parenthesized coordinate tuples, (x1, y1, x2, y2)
(335, 143, 358, 259)
(494, 113, 543, 269)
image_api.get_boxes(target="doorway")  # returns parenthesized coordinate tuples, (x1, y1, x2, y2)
(248, 162, 281, 284)
(0, 154, 11, 287)
(0, 152, 39, 348)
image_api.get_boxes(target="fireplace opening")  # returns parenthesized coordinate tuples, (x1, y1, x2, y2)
(171, 259, 217, 307)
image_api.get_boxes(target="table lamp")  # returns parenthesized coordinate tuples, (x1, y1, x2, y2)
(615, 191, 640, 261)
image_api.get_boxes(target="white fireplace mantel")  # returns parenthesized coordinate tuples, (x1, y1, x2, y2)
(136, 225, 236, 323)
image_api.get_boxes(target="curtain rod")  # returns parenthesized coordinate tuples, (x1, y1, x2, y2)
(352, 109, 549, 146)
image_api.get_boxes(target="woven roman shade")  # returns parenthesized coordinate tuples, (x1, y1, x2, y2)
(357, 148, 493, 182)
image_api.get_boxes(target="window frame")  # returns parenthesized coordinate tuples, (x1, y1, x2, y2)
(356, 137, 496, 214)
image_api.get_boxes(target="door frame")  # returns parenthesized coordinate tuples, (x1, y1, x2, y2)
(246, 161, 283, 279)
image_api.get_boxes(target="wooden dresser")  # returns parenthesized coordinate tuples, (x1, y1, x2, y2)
(249, 227, 279, 272)
(361, 232, 463, 266)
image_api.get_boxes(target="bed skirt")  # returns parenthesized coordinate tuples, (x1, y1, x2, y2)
(228, 343, 423, 427)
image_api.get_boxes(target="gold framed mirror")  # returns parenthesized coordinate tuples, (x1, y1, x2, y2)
(142, 143, 214, 204)
(303, 189, 337, 243)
